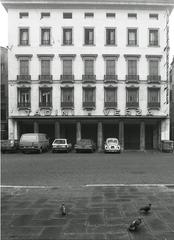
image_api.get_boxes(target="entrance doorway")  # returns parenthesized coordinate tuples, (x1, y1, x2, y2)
(145, 125, 154, 150)
(60, 123, 76, 145)
(103, 123, 119, 142)
(124, 124, 140, 150)
(81, 123, 97, 146)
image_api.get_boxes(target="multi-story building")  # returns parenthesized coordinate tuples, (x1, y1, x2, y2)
(0, 46, 8, 140)
(2, 0, 174, 151)
(170, 57, 174, 140)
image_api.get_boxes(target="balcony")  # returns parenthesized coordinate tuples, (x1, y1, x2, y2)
(126, 75, 139, 83)
(61, 102, 74, 108)
(148, 102, 160, 108)
(17, 102, 31, 109)
(82, 75, 96, 83)
(39, 102, 52, 109)
(104, 102, 117, 108)
(104, 75, 118, 82)
(39, 75, 53, 83)
(41, 40, 50, 45)
(126, 102, 139, 108)
(63, 40, 72, 45)
(149, 41, 158, 46)
(60, 75, 74, 83)
(83, 101, 95, 109)
(147, 75, 161, 83)
(17, 75, 31, 83)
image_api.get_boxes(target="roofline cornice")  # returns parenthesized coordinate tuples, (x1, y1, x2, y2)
(1, 0, 174, 10)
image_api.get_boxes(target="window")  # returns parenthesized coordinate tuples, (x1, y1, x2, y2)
(18, 88, 31, 108)
(41, 28, 51, 45)
(61, 88, 74, 107)
(128, 29, 137, 46)
(106, 28, 116, 45)
(84, 60, 94, 75)
(63, 60, 72, 75)
(84, 28, 94, 45)
(149, 29, 159, 46)
(128, 13, 137, 19)
(39, 88, 52, 107)
(63, 28, 72, 45)
(149, 60, 158, 76)
(126, 88, 139, 107)
(19, 12, 29, 18)
(19, 28, 29, 45)
(106, 13, 115, 18)
(148, 88, 160, 108)
(106, 60, 115, 75)
(83, 87, 95, 107)
(20, 59, 29, 75)
(85, 12, 94, 18)
(63, 12, 72, 19)
(149, 14, 158, 20)
(104, 88, 117, 107)
(128, 59, 137, 76)
(41, 12, 50, 18)
(41, 60, 50, 75)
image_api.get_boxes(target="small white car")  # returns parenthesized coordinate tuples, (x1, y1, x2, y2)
(104, 138, 121, 153)
(52, 139, 72, 153)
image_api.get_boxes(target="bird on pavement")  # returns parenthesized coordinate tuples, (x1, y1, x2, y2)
(139, 203, 152, 214)
(60, 203, 67, 216)
(128, 218, 142, 231)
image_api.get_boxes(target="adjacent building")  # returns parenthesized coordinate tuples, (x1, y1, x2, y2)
(1, 46, 8, 140)
(2, 0, 174, 150)
(170, 57, 174, 140)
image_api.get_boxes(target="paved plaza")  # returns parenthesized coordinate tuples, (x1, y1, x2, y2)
(1, 185, 174, 240)
(1, 152, 174, 239)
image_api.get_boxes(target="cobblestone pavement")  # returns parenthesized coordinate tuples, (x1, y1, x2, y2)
(1, 185, 174, 240)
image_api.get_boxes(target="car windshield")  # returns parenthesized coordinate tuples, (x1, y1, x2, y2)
(107, 139, 118, 144)
(54, 139, 66, 144)
(78, 139, 91, 144)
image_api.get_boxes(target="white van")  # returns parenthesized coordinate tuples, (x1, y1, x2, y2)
(19, 133, 49, 153)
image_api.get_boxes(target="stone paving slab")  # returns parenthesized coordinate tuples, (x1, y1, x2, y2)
(1, 186, 174, 240)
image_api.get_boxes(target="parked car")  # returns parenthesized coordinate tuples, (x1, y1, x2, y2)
(19, 133, 49, 153)
(52, 138, 72, 153)
(74, 139, 96, 153)
(1, 139, 19, 153)
(104, 138, 121, 153)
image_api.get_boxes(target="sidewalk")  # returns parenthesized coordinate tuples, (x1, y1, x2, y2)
(1, 185, 174, 240)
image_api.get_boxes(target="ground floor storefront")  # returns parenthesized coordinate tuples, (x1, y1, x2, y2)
(8, 117, 170, 151)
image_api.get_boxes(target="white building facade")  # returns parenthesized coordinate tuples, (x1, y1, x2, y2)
(2, 0, 174, 151)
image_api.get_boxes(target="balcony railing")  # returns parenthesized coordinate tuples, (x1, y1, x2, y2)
(20, 40, 29, 46)
(17, 75, 31, 82)
(41, 40, 50, 45)
(82, 75, 96, 82)
(83, 101, 95, 109)
(60, 75, 74, 82)
(39, 102, 52, 108)
(128, 40, 137, 46)
(149, 41, 158, 46)
(147, 75, 161, 83)
(61, 102, 74, 108)
(148, 102, 160, 108)
(126, 102, 139, 108)
(63, 40, 72, 45)
(126, 75, 139, 83)
(104, 75, 118, 82)
(18, 102, 31, 108)
(39, 75, 53, 83)
(104, 102, 117, 108)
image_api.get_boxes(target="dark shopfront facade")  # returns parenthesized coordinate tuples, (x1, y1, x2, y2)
(12, 115, 164, 151)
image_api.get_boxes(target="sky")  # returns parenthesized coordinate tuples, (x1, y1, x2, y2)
(0, 3, 174, 63)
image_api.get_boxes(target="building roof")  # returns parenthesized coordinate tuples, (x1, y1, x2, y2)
(1, 0, 174, 7)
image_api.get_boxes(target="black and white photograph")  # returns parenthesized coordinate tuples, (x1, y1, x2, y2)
(1, 0, 174, 239)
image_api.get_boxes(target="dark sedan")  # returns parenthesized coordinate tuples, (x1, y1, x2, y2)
(74, 139, 96, 153)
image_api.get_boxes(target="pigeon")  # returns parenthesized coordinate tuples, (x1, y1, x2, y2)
(140, 204, 151, 214)
(60, 203, 67, 216)
(128, 218, 142, 231)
